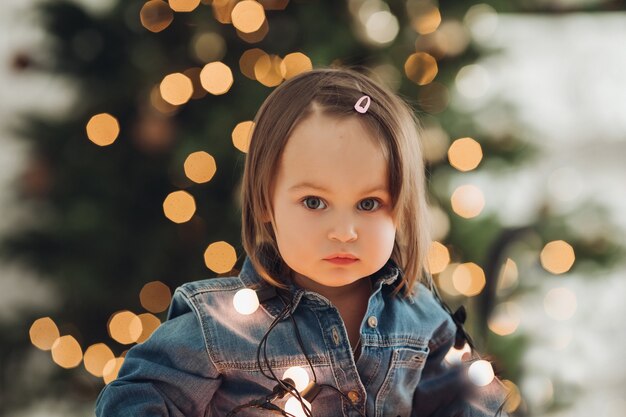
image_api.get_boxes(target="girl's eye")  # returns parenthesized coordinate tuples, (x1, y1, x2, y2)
(358, 198, 381, 211)
(302, 197, 327, 210)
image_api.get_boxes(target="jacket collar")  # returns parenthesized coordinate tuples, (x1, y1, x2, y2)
(238, 256, 402, 319)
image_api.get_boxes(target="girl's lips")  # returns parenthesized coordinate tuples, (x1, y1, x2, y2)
(324, 258, 359, 265)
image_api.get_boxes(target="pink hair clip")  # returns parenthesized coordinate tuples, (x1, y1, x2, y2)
(354, 95, 371, 114)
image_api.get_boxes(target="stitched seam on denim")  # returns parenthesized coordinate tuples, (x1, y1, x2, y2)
(216, 355, 328, 371)
(374, 349, 396, 417)
(183, 291, 224, 374)
(360, 347, 381, 391)
(362, 335, 428, 348)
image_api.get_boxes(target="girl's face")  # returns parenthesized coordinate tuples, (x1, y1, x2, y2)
(270, 110, 397, 290)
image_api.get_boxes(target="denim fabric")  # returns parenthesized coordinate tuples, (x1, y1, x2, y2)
(96, 257, 508, 417)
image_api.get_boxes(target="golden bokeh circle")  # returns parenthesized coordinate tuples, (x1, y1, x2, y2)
(163, 190, 196, 224)
(204, 241, 237, 273)
(451, 184, 485, 219)
(184, 151, 217, 184)
(240, 48, 267, 80)
(169, 0, 201, 12)
(231, 0, 266, 33)
(200, 61, 234, 95)
(254, 54, 283, 87)
(540, 240, 575, 274)
(426, 241, 450, 275)
(136, 313, 162, 343)
(29, 317, 60, 351)
(108, 311, 143, 345)
(232, 121, 255, 153)
(51, 335, 83, 369)
(159, 73, 194, 106)
(84, 343, 115, 377)
(404, 52, 438, 85)
(448, 137, 483, 171)
(139, 281, 172, 313)
(452, 262, 486, 296)
(279, 52, 313, 80)
(102, 357, 125, 384)
(86, 113, 120, 146)
(140, 0, 174, 33)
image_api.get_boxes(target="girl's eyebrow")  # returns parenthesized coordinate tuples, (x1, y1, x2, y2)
(288, 182, 388, 195)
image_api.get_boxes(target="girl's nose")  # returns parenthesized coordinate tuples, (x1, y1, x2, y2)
(327, 215, 358, 243)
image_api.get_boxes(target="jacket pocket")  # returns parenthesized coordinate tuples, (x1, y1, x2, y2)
(375, 346, 429, 417)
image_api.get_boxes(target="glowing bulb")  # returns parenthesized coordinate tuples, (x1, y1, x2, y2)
(444, 343, 471, 365)
(233, 288, 259, 315)
(283, 367, 310, 392)
(285, 396, 311, 417)
(468, 360, 495, 387)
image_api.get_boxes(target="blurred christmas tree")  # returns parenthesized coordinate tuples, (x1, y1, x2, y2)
(1, 0, 623, 415)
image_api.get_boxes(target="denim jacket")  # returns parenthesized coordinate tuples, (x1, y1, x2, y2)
(96, 257, 508, 417)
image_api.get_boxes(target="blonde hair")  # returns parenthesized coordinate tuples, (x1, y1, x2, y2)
(241, 67, 430, 297)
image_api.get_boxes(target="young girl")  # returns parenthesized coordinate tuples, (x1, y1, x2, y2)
(96, 68, 508, 416)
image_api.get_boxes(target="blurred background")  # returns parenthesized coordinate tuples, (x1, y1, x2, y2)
(1, 0, 625, 416)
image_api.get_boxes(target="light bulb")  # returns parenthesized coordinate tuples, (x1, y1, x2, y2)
(232, 288, 260, 315)
(282, 367, 310, 392)
(444, 343, 471, 364)
(285, 396, 311, 417)
(468, 360, 495, 387)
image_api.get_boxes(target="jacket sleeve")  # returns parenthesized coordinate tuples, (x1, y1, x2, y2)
(411, 318, 510, 417)
(95, 292, 222, 417)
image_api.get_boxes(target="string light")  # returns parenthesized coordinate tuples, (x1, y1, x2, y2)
(204, 241, 237, 273)
(168, 0, 201, 12)
(84, 343, 115, 377)
(162, 190, 196, 224)
(140, 0, 174, 33)
(140, 281, 172, 313)
(184, 151, 217, 184)
(51, 335, 83, 369)
(444, 342, 471, 365)
(540, 240, 575, 274)
(86, 113, 120, 146)
(282, 367, 310, 392)
(404, 52, 438, 85)
(284, 396, 312, 417)
(108, 311, 143, 345)
(468, 360, 495, 387)
(231, 0, 266, 33)
(200, 61, 234, 95)
(233, 288, 260, 315)
(232, 121, 254, 153)
(29, 317, 60, 350)
(451, 184, 485, 219)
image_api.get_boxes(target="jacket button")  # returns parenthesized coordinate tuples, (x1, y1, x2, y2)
(367, 315, 378, 328)
(347, 390, 360, 403)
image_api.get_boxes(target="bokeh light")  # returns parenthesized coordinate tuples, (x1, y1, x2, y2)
(200, 61, 234, 95)
(231, 0, 266, 33)
(468, 360, 495, 386)
(211, 0, 235, 24)
(544, 287, 577, 321)
(448, 137, 483, 171)
(444, 342, 471, 364)
(192, 32, 227, 64)
(83, 343, 115, 377)
(139, 281, 172, 313)
(365, 10, 399, 45)
(404, 52, 438, 85)
(51, 335, 83, 369)
(183, 67, 208, 99)
(140, 0, 174, 33)
(108, 311, 143, 345)
(204, 241, 237, 273)
(410, 4, 441, 35)
(232, 121, 254, 153)
(169, 0, 201, 12)
(254, 54, 283, 87)
(279, 52, 313, 80)
(236, 19, 269, 43)
(163, 190, 196, 224)
(451, 184, 485, 218)
(436, 263, 461, 297)
(159, 72, 193, 105)
(426, 241, 450, 274)
(29, 317, 60, 351)
(136, 313, 162, 343)
(488, 301, 522, 336)
(455, 64, 490, 99)
(240, 48, 267, 80)
(452, 262, 486, 297)
(502, 379, 522, 413)
(540, 240, 575, 274)
(150, 85, 179, 114)
(184, 151, 217, 184)
(102, 357, 125, 384)
(86, 113, 120, 146)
